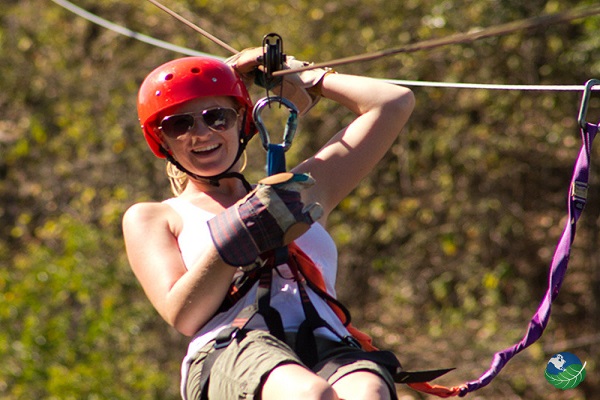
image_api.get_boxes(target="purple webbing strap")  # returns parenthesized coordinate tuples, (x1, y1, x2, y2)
(459, 120, 598, 396)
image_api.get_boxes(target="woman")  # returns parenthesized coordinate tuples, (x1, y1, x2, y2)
(123, 48, 415, 400)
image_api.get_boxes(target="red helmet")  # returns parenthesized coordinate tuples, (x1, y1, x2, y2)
(137, 57, 255, 158)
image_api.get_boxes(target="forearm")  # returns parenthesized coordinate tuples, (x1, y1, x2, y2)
(320, 73, 414, 117)
(165, 244, 237, 336)
(294, 73, 415, 213)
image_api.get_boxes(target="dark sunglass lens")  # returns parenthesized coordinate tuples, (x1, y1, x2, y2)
(161, 115, 194, 137)
(202, 108, 235, 131)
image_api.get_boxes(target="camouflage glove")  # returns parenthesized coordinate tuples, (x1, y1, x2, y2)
(208, 173, 323, 267)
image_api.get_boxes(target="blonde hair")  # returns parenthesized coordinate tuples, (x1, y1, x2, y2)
(166, 162, 188, 196)
(165, 151, 248, 197)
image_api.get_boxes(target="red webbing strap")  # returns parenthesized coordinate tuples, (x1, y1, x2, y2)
(287, 242, 377, 351)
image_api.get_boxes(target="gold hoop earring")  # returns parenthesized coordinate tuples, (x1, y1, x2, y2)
(239, 150, 248, 173)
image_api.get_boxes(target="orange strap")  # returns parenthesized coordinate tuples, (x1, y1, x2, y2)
(407, 382, 464, 397)
(287, 243, 377, 351)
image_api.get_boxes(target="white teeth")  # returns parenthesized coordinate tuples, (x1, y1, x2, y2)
(193, 144, 219, 153)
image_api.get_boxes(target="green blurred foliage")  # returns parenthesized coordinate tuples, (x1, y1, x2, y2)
(1, 0, 600, 398)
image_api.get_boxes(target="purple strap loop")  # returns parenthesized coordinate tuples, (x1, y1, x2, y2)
(459, 120, 598, 396)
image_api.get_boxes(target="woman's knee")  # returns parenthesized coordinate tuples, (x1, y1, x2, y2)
(298, 378, 338, 400)
(332, 371, 392, 400)
(262, 363, 339, 400)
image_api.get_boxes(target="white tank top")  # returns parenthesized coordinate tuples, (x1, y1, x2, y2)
(162, 197, 350, 398)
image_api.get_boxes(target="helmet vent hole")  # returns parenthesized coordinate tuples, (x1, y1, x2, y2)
(191, 67, 200, 74)
(164, 73, 174, 81)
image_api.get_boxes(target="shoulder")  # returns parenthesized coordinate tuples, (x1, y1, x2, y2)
(122, 201, 183, 237)
(123, 201, 171, 223)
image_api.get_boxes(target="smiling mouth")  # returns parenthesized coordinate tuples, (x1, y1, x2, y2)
(192, 144, 221, 154)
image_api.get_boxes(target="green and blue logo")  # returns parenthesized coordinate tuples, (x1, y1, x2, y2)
(545, 352, 586, 390)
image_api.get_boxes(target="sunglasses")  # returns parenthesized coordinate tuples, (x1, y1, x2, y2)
(159, 107, 239, 138)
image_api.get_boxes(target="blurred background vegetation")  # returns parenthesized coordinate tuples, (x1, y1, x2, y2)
(1, 0, 599, 398)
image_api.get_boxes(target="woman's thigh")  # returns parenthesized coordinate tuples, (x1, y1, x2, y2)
(186, 330, 303, 400)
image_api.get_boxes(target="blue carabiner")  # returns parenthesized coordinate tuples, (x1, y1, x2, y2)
(253, 97, 299, 175)
(577, 79, 600, 129)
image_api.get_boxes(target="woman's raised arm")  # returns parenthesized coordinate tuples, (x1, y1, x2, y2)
(293, 73, 415, 218)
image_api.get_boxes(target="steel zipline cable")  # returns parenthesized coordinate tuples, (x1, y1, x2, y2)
(142, 0, 600, 85)
(50, 0, 219, 58)
(273, 3, 600, 76)
(145, 0, 238, 54)
(51, 0, 600, 92)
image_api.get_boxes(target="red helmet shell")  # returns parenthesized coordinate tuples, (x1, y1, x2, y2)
(137, 57, 255, 158)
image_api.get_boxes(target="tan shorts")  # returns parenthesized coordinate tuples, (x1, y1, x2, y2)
(185, 330, 396, 400)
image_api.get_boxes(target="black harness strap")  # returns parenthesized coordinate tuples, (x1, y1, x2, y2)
(288, 257, 347, 368)
(198, 265, 278, 400)
(313, 350, 454, 384)
(256, 266, 285, 341)
(294, 283, 330, 367)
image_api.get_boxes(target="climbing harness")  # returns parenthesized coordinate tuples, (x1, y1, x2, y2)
(196, 94, 455, 398)
(133, 2, 599, 395)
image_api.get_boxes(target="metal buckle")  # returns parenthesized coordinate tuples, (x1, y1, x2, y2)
(213, 327, 239, 349)
(342, 335, 362, 349)
(571, 180, 588, 210)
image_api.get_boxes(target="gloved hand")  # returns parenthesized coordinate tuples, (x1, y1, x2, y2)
(270, 56, 334, 116)
(225, 48, 334, 116)
(224, 47, 264, 87)
(208, 173, 323, 267)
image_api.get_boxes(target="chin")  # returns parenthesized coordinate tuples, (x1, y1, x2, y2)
(189, 161, 236, 177)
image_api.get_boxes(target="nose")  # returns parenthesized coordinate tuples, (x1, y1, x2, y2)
(188, 116, 213, 137)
